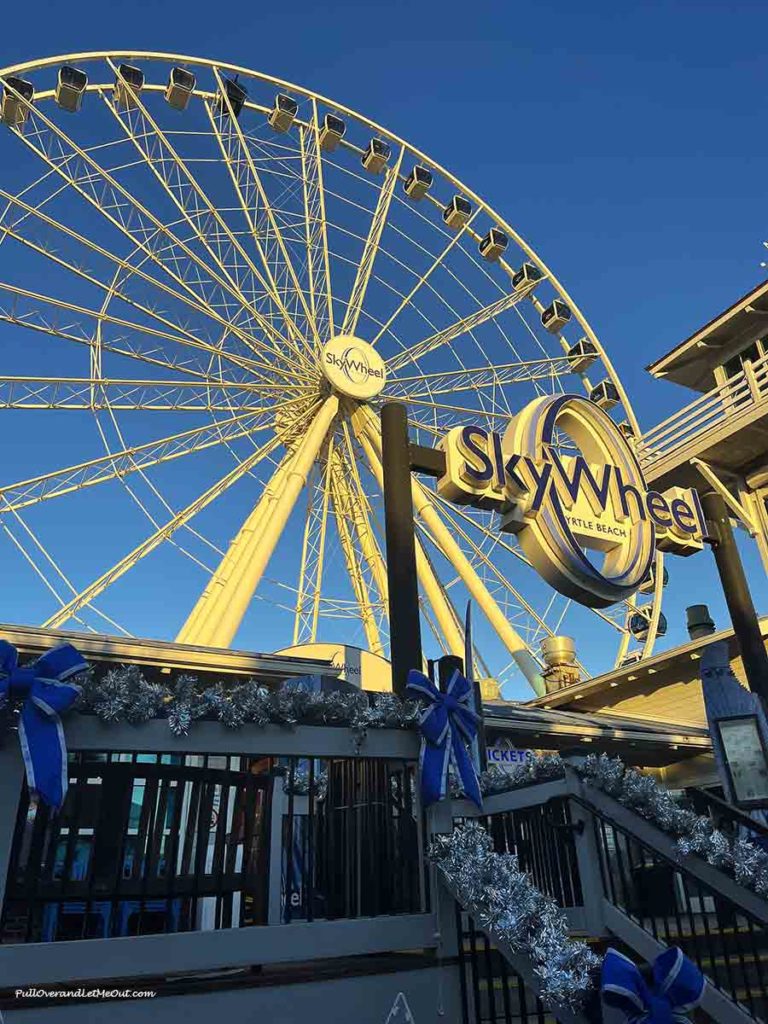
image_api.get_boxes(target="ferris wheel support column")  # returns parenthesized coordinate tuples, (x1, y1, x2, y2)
(353, 414, 465, 658)
(357, 407, 545, 696)
(176, 458, 293, 645)
(177, 396, 339, 649)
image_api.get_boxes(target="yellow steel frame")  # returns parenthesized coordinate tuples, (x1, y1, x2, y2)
(0, 52, 662, 690)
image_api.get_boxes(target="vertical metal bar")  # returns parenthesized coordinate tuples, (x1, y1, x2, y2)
(306, 758, 315, 923)
(481, 930, 498, 1024)
(381, 402, 422, 696)
(284, 757, 296, 923)
(467, 914, 483, 1024)
(702, 490, 768, 699)
(165, 774, 185, 931)
(455, 903, 471, 1024)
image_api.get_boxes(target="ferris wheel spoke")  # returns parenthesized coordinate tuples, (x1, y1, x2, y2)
(0, 407, 276, 513)
(0, 276, 303, 386)
(0, 514, 126, 636)
(293, 445, 334, 645)
(42, 424, 289, 629)
(389, 355, 575, 400)
(387, 285, 536, 373)
(0, 186, 310, 387)
(0, 375, 295, 412)
(0, 81, 306, 382)
(370, 208, 481, 347)
(98, 78, 315, 377)
(341, 147, 405, 338)
(298, 101, 334, 343)
(329, 452, 383, 656)
(208, 68, 318, 349)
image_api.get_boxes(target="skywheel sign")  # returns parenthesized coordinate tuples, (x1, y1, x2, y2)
(437, 394, 705, 609)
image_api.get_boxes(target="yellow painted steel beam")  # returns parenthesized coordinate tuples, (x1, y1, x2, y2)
(177, 396, 339, 648)
(352, 413, 464, 658)
(42, 428, 288, 629)
(2, 82, 306, 385)
(357, 406, 544, 694)
(209, 67, 319, 348)
(0, 408, 275, 513)
(329, 459, 383, 655)
(341, 147, 404, 338)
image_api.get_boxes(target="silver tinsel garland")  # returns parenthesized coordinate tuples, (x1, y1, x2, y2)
(578, 752, 768, 898)
(430, 821, 600, 1008)
(76, 665, 422, 736)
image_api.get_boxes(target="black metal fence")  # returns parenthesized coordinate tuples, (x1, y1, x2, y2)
(456, 904, 555, 1024)
(281, 755, 424, 923)
(592, 803, 768, 1022)
(0, 750, 423, 944)
(485, 797, 583, 909)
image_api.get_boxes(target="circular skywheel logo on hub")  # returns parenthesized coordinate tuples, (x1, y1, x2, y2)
(322, 336, 386, 400)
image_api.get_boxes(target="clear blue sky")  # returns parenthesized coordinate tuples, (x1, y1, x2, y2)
(1, 0, 766, 693)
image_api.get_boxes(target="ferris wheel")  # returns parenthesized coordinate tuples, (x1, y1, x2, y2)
(0, 52, 665, 697)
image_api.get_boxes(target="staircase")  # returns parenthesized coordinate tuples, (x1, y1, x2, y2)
(442, 764, 768, 1024)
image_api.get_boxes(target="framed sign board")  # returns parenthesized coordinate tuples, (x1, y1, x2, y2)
(702, 640, 768, 810)
(716, 715, 768, 807)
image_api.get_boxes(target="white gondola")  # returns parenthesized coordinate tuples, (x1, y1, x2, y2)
(479, 228, 508, 262)
(216, 77, 247, 119)
(629, 611, 668, 643)
(268, 94, 298, 133)
(512, 262, 542, 292)
(114, 64, 144, 110)
(617, 419, 636, 441)
(639, 564, 669, 595)
(442, 195, 471, 230)
(403, 164, 432, 200)
(590, 379, 620, 410)
(619, 650, 643, 668)
(566, 338, 598, 374)
(1, 77, 34, 126)
(165, 67, 195, 111)
(361, 138, 390, 173)
(55, 66, 87, 113)
(319, 114, 345, 151)
(541, 299, 571, 334)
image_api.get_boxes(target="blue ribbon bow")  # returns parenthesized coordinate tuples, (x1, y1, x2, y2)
(0, 640, 87, 810)
(601, 947, 705, 1023)
(406, 668, 483, 809)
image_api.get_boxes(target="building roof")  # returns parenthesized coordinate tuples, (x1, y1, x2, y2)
(483, 701, 710, 766)
(524, 616, 768, 715)
(646, 278, 768, 392)
(0, 622, 339, 682)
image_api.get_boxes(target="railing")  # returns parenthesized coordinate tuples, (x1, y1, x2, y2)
(687, 788, 768, 849)
(451, 770, 768, 1024)
(456, 904, 561, 1024)
(0, 718, 435, 992)
(637, 350, 768, 470)
(485, 797, 583, 910)
(0, 749, 422, 946)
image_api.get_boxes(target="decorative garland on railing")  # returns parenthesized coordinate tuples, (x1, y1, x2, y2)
(578, 753, 768, 899)
(430, 820, 600, 1009)
(76, 665, 422, 736)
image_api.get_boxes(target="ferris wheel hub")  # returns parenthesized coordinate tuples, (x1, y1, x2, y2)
(321, 335, 386, 401)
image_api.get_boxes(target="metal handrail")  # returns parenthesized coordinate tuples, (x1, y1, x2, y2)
(638, 350, 768, 464)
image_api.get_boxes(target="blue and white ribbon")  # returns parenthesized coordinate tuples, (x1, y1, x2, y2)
(0, 640, 87, 810)
(406, 668, 483, 809)
(601, 947, 705, 1023)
